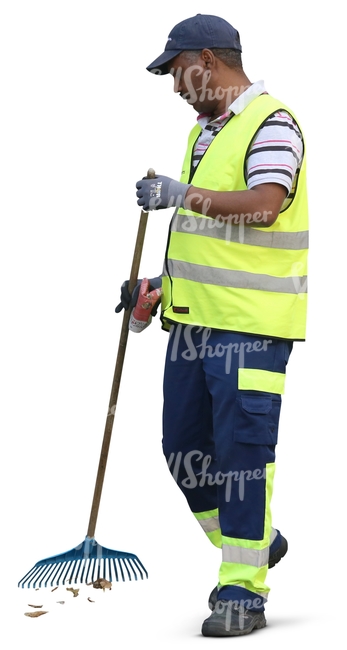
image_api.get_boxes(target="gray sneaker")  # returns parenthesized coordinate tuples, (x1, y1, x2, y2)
(202, 600, 266, 637)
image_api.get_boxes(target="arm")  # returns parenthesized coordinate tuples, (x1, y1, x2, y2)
(136, 112, 301, 225)
(184, 110, 302, 226)
(184, 183, 287, 227)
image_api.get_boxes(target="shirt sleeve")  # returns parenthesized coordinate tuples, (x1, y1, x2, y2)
(245, 110, 304, 196)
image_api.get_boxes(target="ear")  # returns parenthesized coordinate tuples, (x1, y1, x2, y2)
(201, 48, 215, 68)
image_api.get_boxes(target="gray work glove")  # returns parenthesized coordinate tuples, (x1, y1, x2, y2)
(115, 276, 162, 316)
(135, 175, 191, 211)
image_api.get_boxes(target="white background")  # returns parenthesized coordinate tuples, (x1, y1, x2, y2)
(0, 1, 344, 647)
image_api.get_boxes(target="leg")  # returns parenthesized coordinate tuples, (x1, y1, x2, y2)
(162, 324, 221, 547)
(202, 330, 292, 611)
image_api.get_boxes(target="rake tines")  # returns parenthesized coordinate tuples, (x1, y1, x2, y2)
(18, 536, 148, 588)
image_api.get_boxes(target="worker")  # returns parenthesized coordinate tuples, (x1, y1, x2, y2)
(116, 13, 308, 637)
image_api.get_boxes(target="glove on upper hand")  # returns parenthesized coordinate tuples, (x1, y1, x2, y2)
(135, 175, 191, 211)
(115, 276, 162, 315)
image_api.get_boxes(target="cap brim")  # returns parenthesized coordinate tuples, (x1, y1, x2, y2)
(146, 49, 183, 75)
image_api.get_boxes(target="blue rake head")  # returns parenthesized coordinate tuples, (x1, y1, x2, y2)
(18, 536, 148, 588)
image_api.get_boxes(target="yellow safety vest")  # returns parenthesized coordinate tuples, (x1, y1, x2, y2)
(161, 94, 309, 340)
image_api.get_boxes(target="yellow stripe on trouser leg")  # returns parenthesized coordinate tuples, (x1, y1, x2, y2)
(218, 462, 275, 598)
(238, 368, 286, 394)
(193, 508, 222, 548)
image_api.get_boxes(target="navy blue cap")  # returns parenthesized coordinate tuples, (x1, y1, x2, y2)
(146, 14, 242, 75)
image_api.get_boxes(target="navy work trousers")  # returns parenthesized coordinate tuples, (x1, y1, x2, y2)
(162, 324, 292, 609)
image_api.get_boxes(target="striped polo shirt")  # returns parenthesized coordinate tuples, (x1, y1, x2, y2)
(192, 80, 303, 211)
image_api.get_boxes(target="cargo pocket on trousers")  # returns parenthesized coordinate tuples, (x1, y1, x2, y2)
(233, 396, 281, 445)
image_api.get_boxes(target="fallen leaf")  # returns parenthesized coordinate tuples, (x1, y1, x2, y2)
(92, 578, 112, 591)
(28, 604, 43, 608)
(56, 601, 65, 605)
(51, 586, 58, 592)
(24, 611, 48, 618)
(87, 597, 95, 603)
(66, 587, 79, 597)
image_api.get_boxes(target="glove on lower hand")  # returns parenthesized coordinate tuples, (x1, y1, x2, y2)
(136, 175, 191, 211)
(115, 276, 162, 315)
(129, 278, 163, 333)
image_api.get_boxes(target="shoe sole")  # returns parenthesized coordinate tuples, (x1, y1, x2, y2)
(202, 613, 266, 637)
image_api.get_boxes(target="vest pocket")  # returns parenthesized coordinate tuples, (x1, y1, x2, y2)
(233, 396, 281, 445)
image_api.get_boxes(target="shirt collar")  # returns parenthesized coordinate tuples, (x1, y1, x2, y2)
(197, 80, 267, 127)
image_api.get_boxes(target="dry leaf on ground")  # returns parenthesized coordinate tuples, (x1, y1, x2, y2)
(24, 611, 48, 618)
(91, 578, 112, 591)
(28, 604, 43, 608)
(66, 587, 79, 597)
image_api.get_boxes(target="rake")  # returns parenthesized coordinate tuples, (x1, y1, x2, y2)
(18, 169, 156, 589)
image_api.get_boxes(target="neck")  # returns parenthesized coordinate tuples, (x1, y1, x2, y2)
(210, 73, 252, 119)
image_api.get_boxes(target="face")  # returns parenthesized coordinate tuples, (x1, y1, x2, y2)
(169, 51, 217, 114)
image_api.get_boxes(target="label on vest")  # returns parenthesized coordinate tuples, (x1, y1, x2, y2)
(172, 306, 190, 314)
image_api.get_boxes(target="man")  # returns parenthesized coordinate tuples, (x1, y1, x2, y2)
(118, 14, 308, 637)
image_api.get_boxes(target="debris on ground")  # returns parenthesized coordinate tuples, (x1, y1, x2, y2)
(22, 581, 113, 617)
(89, 578, 112, 591)
(66, 587, 79, 597)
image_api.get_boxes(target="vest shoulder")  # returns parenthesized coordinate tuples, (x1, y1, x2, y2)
(242, 94, 295, 119)
(244, 94, 302, 129)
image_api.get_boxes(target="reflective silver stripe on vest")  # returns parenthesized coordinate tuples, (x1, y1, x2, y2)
(197, 516, 221, 533)
(270, 528, 278, 544)
(222, 544, 270, 568)
(165, 259, 308, 294)
(172, 213, 309, 250)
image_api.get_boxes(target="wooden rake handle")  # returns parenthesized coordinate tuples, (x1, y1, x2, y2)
(87, 168, 156, 538)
